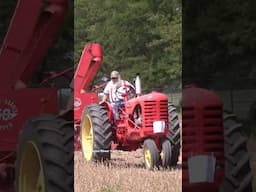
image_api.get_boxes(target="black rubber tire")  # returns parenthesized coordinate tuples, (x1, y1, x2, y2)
(143, 139, 160, 170)
(160, 138, 172, 168)
(81, 104, 112, 161)
(15, 115, 73, 192)
(167, 103, 181, 166)
(220, 113, 253, 192)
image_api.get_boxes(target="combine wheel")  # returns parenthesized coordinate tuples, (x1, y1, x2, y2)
(80, 104, 112, 161)
(15, 115, 73, 192)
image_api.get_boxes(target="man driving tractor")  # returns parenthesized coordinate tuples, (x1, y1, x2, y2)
(100, 70, 135, 120)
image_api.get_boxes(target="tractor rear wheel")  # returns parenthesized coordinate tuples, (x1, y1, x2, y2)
(167, 104, 181, 166)
(15, 115, 73, 192)
(220, 113, 253, 192)
(80, 104, 112, 161)
(160, 138, 172, 168)
(143, 139, 160, 170)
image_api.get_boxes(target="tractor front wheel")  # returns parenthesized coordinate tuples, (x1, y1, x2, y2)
(80, 104, 112, 161)
(15, 115, 73, 192)
(160, 138, 172, 168)
(143, 139, 160, 170)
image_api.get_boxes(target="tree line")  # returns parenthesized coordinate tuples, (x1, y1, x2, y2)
(75, 0, 181, 91)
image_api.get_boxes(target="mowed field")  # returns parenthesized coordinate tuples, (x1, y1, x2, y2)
(74, 113, 256, 192)
(74, 149, 182, 192)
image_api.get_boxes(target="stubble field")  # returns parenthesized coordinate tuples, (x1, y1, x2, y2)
(74, 117, 256, 192)
(74, 149, 182, 192)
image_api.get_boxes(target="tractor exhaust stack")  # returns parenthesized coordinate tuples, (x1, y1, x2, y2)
(135, 73, 141, 96)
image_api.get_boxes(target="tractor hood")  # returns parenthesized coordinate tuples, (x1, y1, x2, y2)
(183, 85, 222, 107)
(74, 43, 103, 92)
(135, 91, 168, 102)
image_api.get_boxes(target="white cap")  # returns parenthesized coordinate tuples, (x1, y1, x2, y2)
(111, 71, 120, 78)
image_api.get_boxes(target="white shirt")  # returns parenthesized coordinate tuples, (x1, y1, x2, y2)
(103, 80, 134, 103)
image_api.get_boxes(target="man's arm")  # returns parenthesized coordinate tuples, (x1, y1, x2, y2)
(99, 82, 110, 104)
(100, 93, 108, 103)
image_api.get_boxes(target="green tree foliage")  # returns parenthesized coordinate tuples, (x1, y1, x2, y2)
(183, 0, 256, 135)
(75, 0, 181, 90)
(183, 0, 256, 86)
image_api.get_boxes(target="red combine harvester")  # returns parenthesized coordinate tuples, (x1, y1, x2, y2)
(182, 85, 252, 192)
(0, 1, 73, 192)
(74, 43, 181, 169)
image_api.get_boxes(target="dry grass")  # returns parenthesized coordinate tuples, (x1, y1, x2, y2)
(75, 150, 181, 192)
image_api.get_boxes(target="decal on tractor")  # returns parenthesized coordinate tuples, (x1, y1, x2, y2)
(74, 97, 82, 110)
(0, 99, 18, 121)
(0, 99, 18, 130)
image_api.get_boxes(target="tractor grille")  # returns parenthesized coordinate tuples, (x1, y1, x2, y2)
(182, 104, 224, 183)
(203, 106, 224, 157)
(143, 100, 168, 128)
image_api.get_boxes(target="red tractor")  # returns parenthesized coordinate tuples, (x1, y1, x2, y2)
(0, 1, 73, 192)
(182, 85, 252, 192)
(74, 43, 181, 169)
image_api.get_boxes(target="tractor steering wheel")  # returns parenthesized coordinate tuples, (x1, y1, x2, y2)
(115, 85, 135, 100)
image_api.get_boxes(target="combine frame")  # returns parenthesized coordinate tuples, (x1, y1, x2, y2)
(0, 1, 73, 191)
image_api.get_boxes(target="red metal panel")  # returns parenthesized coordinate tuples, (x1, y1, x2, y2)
(74, 43, 103, 92)
(74, 92, 99, 121)
(0, 0, 68, 87)
(0, 88, 57, 151)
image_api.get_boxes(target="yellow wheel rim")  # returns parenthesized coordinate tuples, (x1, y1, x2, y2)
(144, 148, 152, 168)
(19, 141, 45, 192)
(81, 115, 94, 160)
(160, 150, 164, 160)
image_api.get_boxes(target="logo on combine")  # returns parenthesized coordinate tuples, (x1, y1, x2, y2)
(74, 97, 81, 110)
(0, 99, 18, 130)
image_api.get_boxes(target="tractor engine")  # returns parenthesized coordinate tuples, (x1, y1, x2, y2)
(140, 93, 169, 135)
(182, 85, 224, 191)
(115, 92, 169, 150)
